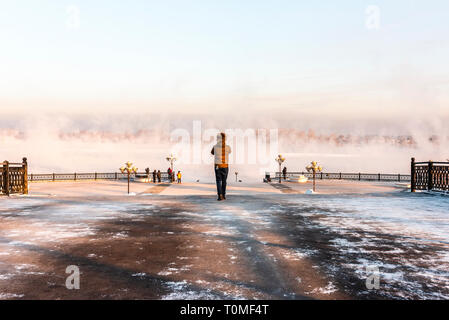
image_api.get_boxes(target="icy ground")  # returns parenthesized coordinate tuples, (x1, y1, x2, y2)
(286, 192, 449, 299)
(0, 181, 448, 299)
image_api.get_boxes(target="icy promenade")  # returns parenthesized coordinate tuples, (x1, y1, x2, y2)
(0, 180, 448, 299)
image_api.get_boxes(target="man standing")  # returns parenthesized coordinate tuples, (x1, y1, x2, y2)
(282, 166, 287, 180)
(211, 132, 232, 201)
(152, 170, 157, 183)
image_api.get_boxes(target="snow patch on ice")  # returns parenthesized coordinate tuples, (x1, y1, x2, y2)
(0, 274, 15, 280)
(132, 273, 146, 277)
(112, 232, 128, 239)
(310, 282, 338, 295)
(0, 293, 25, 299)
(161, 281, 224, 300)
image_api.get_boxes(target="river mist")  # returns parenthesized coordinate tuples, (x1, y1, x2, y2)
(1, 113, 447, 182)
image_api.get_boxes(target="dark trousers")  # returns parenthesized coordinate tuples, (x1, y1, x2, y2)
(215, 167, 229, 196)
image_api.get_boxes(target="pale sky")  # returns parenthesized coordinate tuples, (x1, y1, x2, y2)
(1, 0, 449, 117)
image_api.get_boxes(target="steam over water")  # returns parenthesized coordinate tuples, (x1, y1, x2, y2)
(1, 114, 448, 182)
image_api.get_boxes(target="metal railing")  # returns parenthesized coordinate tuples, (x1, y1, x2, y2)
(28, 172, 172, 183)
(1, 158, 28, 196)
(411, 158, 449, 192)
(269, 171, 411, 183)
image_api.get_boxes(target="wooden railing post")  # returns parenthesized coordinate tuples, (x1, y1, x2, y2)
(339, 172, 342, 180)
(358, 173, 361, 181)
(428, 161, 433, 191)
(95, 172, 97, 180)
(378, 173, 381, 181)
(74, 172, 77, 181)
(4, 161, 10, 196)
(22, 157, 28, 194)
(53, 173, 55, 182)
(411, 158, 416, 192)
(398, 174, 401, 182)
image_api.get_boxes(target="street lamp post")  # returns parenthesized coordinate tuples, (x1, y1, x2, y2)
(120, 161, 138, 194)
(166, 154, 177, 182)
(306, 161, 323, 192)
(275, 154, 286, 183)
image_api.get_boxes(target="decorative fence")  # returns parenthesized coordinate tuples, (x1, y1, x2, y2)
(28, 172, 172, 183)
(411, 158, 449, 192)
(271, 171, 411, 183)
(1, 158, 28, 196)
